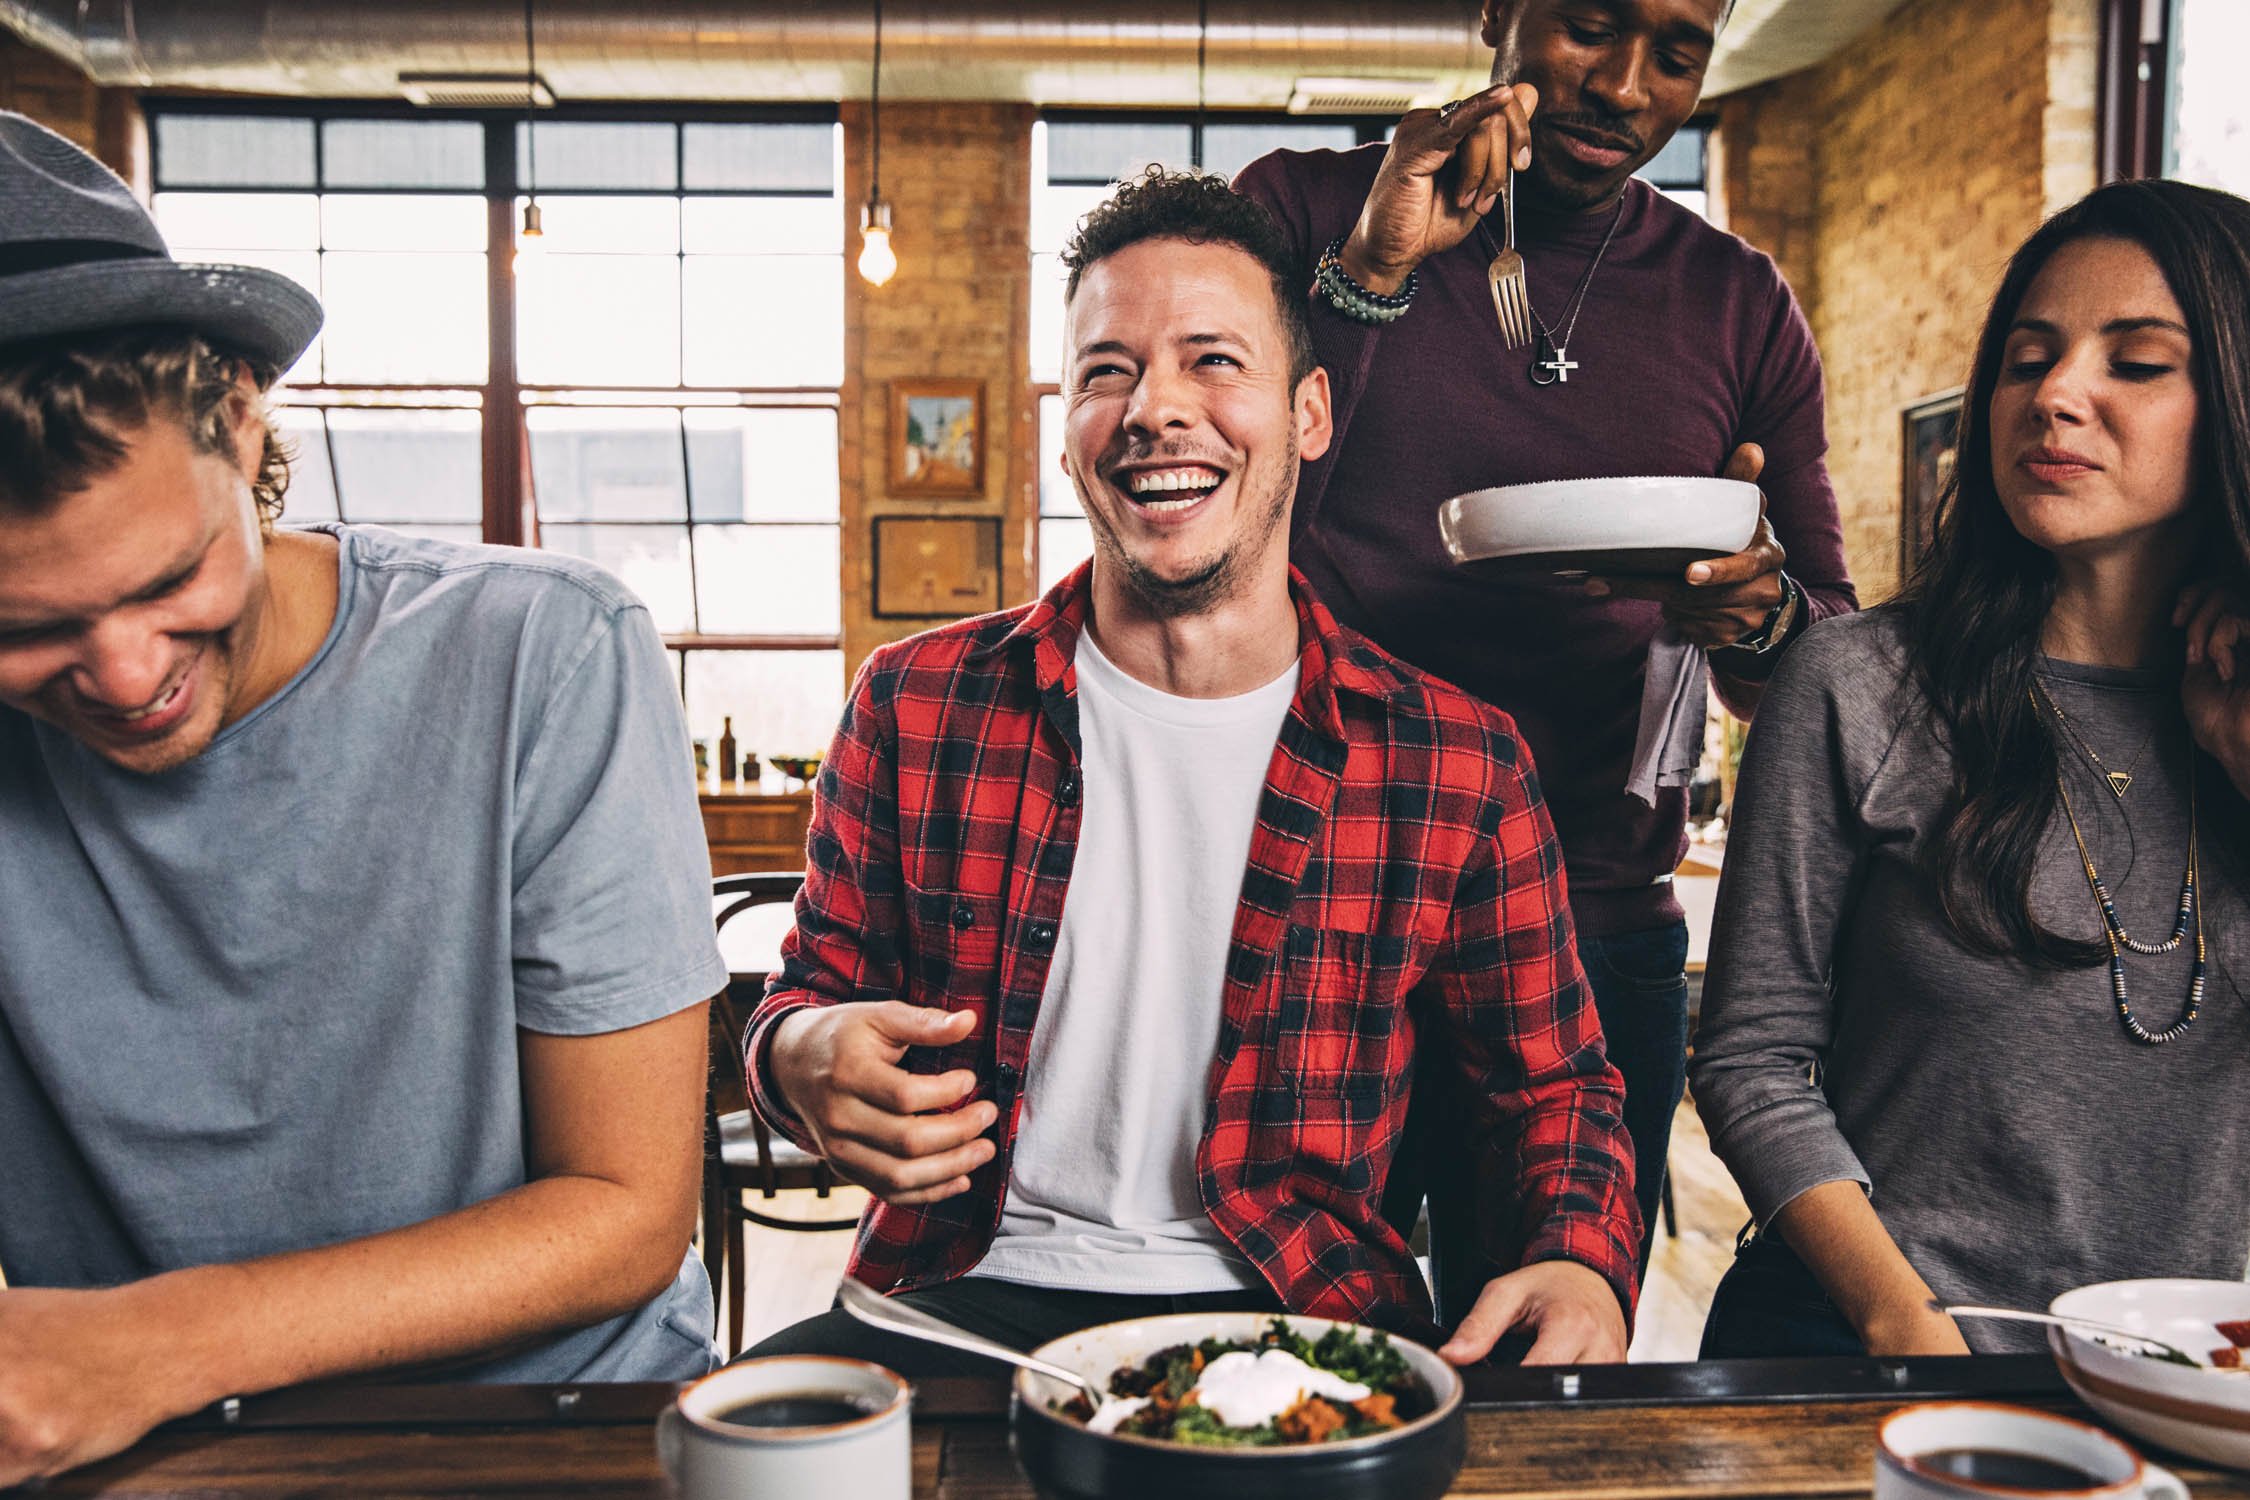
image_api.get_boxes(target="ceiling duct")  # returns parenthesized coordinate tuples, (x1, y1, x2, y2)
(0, 0, 1497, 110)
(398, 73, 557, 109)
(1287, 77, 1444, 116)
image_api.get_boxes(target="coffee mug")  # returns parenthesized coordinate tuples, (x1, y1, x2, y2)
(1876, 1402, 2186, 1500)
(656, 1355, 911, 1500)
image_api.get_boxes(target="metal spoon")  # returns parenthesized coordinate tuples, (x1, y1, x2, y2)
(836, 1275, 1117, 1411)
(1929, 1300, 2203, 1365)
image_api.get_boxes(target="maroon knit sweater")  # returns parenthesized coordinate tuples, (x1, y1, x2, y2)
(1236, 145, 1857, 936)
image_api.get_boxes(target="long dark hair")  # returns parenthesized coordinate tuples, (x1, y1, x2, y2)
(1899, 177, 2250, 967)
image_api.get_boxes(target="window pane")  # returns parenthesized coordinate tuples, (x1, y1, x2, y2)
(1030, 251, 1070, 384)
(685, 408, 839, 522)
(693, 525, 841, 635)
(325, 408, 482, 524)
(154, 192, 319, 252)
(683, 649, 847, 760)
(518, 121, 678, 191)
(1044, 121, 1194, 185)
(322, 194, 487, 252)
(275, 410, 338, 521)
(517, 194, 678, 254)
(528, 407, 687, 523)
(540, 524, 697, 631)
(1200, 122, 1358, 181)
(320, 252, 489, 383)
(1037, 393, 1075, 517)
(516, 255, 682, 386)
(1039, 517, 1094, 595)
(1030, 182, 1115, 253)
(682, 122, 835, 192)
(682, 196, 841, 255)
(321, 120, 485, 190)
(2173, 0, 2250, 195)
(155, 115, 316, 189)
(1638, 125, 1706, 191)
(681, 257, 843, 387)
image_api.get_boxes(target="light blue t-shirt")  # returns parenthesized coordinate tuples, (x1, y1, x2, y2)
(0, 525, 730, 1382)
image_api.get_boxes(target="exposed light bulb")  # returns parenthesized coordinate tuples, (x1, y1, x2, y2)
(512, 199, 546, 274)
(857, 199, 896, 287)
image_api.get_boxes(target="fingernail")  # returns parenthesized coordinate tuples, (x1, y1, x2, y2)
(1477, 193, 1498, 215)
(1688, 564, 1711, 583)
(1516, 147, 1532, 169)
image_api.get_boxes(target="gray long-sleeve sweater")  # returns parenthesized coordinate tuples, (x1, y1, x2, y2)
(1691, 608, 2250, 1353)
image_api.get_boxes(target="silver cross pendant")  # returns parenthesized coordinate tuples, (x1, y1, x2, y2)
(1529, 339, 1578, 387)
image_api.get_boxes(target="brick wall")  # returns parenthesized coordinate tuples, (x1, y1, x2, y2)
(0, 32, 144, 191)
(840, 101, 1035, 678)
(1718, 0, 2097, 602)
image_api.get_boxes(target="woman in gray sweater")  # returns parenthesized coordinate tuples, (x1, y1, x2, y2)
(1691, 178, 2250, 1357)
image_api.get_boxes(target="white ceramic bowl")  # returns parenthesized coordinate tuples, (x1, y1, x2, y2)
(2048, 1278, 2250, 1470)
(1437, 475, 1761, 576)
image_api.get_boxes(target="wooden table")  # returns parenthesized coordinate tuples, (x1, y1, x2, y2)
(46, 1357, 2247, 1497)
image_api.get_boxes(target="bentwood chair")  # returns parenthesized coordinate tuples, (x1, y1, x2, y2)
(705, 872, 857, 1358)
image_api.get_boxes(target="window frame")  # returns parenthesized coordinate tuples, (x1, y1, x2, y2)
(144, 96, 848, 664)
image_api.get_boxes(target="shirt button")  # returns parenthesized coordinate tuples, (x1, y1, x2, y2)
(952, 905, 976, 930)
(994, 1061, 1021, 1092)
(1056, 773, 1081, 807)
(1028, 921, 1056, 948)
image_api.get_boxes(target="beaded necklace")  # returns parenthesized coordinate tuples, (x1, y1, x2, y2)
(2035, 683, 2205, 1044)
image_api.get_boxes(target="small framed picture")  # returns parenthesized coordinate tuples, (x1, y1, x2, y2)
(889, 378, 985, 498)
(872, 515, 1002, 619)
(1900, 387, 1963, 581)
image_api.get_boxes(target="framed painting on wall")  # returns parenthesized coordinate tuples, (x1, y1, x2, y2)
(872, 515, 1003, 618)
(1900, 387, 1963, 582)
(889, 378, 985, 498)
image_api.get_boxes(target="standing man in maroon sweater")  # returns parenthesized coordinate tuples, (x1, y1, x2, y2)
(1235, 0, 1856, 1270)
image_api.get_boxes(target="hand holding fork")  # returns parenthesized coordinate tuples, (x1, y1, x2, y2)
(1338, 81, 1537, 305)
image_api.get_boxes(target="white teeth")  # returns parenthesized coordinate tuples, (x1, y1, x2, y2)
(121, 679, 183, 721)
(1140, 496, 1200, 513)
(1129, 468, 1223, 495)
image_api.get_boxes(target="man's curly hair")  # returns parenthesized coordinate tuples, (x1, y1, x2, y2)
(0, 329, 291, 526)
(1060, 167, 1316, 386)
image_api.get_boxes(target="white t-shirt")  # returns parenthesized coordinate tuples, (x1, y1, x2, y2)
(973, 631, 1299, 1294)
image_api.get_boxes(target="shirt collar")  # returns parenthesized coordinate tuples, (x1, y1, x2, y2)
(975, 560, 1408, 736)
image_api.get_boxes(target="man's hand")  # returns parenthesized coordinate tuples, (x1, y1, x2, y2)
(769, 1002, 998, 1205)
(1583, 443, 1790, 650)
(2179, 581, 2250, 800)
(1340, 82, 1537, 296)
(0, 1284, 201, 1487)
(1437, 1260, 1628, 1367)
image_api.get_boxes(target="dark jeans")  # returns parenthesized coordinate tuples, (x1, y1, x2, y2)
(740, 1277, 1286, 1378)
(1576, 919, 1691, 1271)
(1698, 1232, 1866, 1358)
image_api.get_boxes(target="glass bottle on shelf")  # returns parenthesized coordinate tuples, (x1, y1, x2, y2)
(718, 716, 738, 785)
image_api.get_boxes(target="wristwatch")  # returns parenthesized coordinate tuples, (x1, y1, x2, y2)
(1726, 573, 1802, 656)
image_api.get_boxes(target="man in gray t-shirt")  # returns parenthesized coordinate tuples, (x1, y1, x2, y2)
(0, 115, 726, 1487)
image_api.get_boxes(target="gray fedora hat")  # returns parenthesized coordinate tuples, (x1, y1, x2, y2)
(0, 111, 322, 373)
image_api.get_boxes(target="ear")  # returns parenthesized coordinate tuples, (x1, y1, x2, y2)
(222, 364, 266, 486)
(1478, 0, 1515, 50)
(1293, 365, 1332, 465)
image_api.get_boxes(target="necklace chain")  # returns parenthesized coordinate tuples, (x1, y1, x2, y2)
(2035, 688, 2204, 1045)
(1477, 192, 1626, 386)
(2034, 676, 2155, 798)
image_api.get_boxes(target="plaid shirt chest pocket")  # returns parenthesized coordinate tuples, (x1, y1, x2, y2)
(901, 885, 1007, 1069)
(1272, 926, 1425, 1097)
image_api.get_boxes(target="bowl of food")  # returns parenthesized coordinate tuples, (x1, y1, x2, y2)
(1437, 475, 1760, 577)
(768, 753, 824, 787)
(1009, 1313, 1463, 1500)
(2047, 1278, 2250, 1470)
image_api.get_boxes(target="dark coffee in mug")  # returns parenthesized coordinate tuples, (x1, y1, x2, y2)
(711, 1392, 883, 1429)
(1917, 1448, 2106, 1489)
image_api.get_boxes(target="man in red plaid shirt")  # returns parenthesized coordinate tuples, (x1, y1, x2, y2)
(745, 169, 1639, 1374)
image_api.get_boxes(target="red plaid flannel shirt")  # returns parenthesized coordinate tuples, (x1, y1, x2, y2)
(747, 565, 1641, 1331)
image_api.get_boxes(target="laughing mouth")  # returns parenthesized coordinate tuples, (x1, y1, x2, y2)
(116, 677, 188, 722)
(1120, 464, 1228, 512)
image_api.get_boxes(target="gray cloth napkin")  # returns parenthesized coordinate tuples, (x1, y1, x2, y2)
(1626, 628, 1707, 808)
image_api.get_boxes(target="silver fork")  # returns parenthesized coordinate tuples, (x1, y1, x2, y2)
(1486, 162, 1531, 349)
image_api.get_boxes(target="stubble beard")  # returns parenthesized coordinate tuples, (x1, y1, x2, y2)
(1095, 439, 1296, 620)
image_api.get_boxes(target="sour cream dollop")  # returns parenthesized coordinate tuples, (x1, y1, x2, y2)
(1084, 1396, 1151, 1435)
(1188, 1349, 1371, 1429)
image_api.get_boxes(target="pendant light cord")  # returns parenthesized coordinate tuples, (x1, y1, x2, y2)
(870, 0, 883, 199)
(1195, 0, 1208, 166)
(523, 0, 538, 199)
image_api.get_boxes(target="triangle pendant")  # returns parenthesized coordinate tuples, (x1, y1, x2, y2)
(2107, 771, 2133, 797)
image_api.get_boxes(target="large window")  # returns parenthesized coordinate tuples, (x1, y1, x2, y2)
(2166, 0, 2249, 194)
(150, 107, 847, 756)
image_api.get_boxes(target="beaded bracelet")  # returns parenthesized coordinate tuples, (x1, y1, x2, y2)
(1314, 237, 1418, 325)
